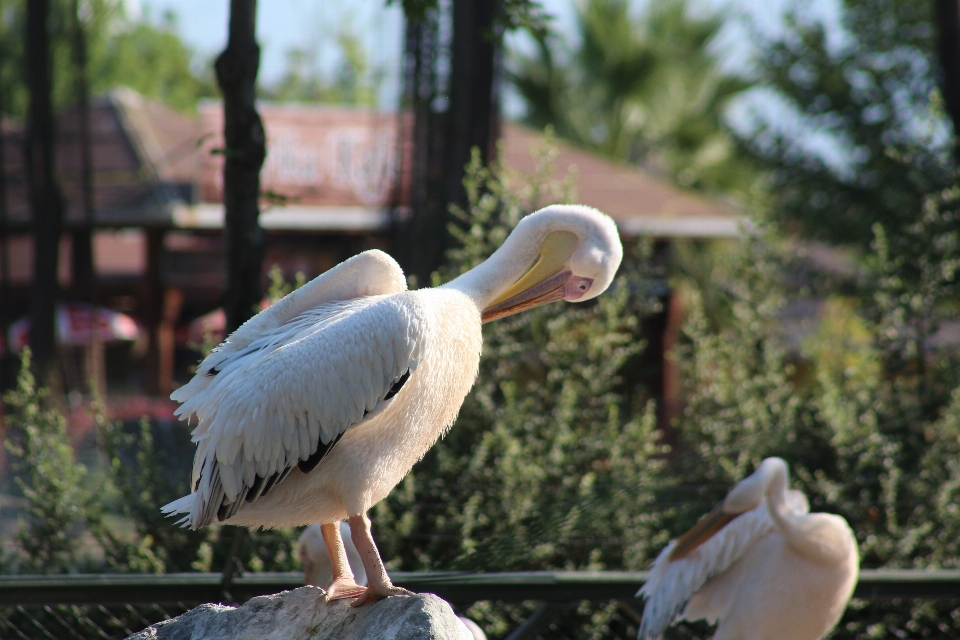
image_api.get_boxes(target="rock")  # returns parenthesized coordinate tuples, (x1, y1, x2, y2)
(126, 587, 475, 640)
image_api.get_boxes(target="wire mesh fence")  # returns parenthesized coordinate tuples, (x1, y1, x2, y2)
(0, 603, 190, 640)
(1, 570, 960, 640)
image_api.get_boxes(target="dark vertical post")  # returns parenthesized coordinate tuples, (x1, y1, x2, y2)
(936, 0, 960, 164)
(0, 67, 9, 389)
(25, 0, 65, 377)
(216, 0, 266, 333)
(397, 11, 446, 285)
(445, 0, 501, 211)
(71, 0, 96, 300)
(143, 229, 164, 396)
(396, 0, 502, 284)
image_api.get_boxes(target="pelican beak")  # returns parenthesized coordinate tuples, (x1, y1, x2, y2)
(481, 230, 580, 323)
(482, 269, 572, 323)
(668, 503, 741, 561)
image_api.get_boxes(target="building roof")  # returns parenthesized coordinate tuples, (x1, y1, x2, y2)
(500, 124, 744, 238)
(196, 101, 401, 210)
(2, 89, 195, 229)
(190, 105, 747, 237)
(2, 90, 745, 238)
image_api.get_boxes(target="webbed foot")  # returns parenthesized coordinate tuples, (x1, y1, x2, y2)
(349, 583, 414, 607)
(325, 577, 367, 602)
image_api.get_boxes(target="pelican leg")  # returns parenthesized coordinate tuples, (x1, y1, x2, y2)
(348, 513, 413, 606)
(321, 522, 366, 602)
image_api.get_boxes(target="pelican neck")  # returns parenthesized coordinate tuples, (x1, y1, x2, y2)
(442, 221, 545, 308)
(763, 459, 790, 523)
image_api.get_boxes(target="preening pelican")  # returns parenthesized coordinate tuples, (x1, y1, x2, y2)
(163, 205, 623, 605)
(638, 457, 858, 640)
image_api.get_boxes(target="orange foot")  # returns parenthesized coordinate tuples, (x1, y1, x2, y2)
(350, 583, 414, 607)
(325, 577, 367, 602)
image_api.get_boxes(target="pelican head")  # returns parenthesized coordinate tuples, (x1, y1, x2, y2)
(669, 458, 790, 560)
(723, 457, 788, 513)
(450, 204, 622, 323)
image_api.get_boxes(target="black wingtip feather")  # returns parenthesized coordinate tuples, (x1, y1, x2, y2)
(384, 370, 410, 400)
(201, 367, 413, 523)
(298, 430, 346, 475)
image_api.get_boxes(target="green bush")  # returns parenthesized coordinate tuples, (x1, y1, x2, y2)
(3, 348, 92, 574)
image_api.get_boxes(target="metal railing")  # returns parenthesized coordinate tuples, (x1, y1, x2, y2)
(1, 570, 959, 639)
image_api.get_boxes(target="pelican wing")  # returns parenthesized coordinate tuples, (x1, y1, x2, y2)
(164, 251, 424, 529)
(637, 504, 775, 640)
(166, 294, 427, 528)
(172, 249, 407, 406)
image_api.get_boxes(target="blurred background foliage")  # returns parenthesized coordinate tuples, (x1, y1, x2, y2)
(509, 0, 758, 197)
(0, 0, 384, 118)
(4, 0, 960, 638)
(0, 0, 216, 116)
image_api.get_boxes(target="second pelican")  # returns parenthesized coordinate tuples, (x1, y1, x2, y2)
(638, 457, 858, 640)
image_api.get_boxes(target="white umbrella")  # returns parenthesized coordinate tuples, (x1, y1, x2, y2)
(6, 303, 140, 354)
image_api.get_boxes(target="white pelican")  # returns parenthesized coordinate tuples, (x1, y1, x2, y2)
(299, 522, 366, 589)
(638, 457, 858, 640)
(163, 205, 622, 605)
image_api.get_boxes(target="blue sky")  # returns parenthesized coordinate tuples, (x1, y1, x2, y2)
(141, 0, 407, 109)
(137, 0, 845, 165)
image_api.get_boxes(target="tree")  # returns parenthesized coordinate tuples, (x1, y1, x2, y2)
(25, 0, 65, 378)
(3, 349, 91, 573)
(509, 0, 755, 195)
(667, 199, 960, 638)
(264, 25, 381, 106)
(0, 0, 215, 120)
(85, 8, 216, 113)
(216, 0, 266, 334)
(662, 1, 960, 621)
(739, 0, 954, 248)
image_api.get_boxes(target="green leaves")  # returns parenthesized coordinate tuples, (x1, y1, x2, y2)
(3, 348, 90, 573)
(0, 0, 216, 119)
(742, 0, 955, 248)
(509, 0, 757, 196)
(670, 194, 960, 635)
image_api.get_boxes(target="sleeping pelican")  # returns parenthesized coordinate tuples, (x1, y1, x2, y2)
(163, 204, 622, 605)
(638, 457, 858, 640)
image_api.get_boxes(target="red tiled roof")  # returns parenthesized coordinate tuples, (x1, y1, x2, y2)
(501, 124, 743, 237)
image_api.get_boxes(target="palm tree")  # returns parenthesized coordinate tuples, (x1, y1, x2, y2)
(509, 0, 754, 195)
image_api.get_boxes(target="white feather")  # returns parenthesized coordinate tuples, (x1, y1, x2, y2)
(638, 505, 775, 640)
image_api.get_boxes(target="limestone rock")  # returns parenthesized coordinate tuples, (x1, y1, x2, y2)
(127, 587, 475, 640)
